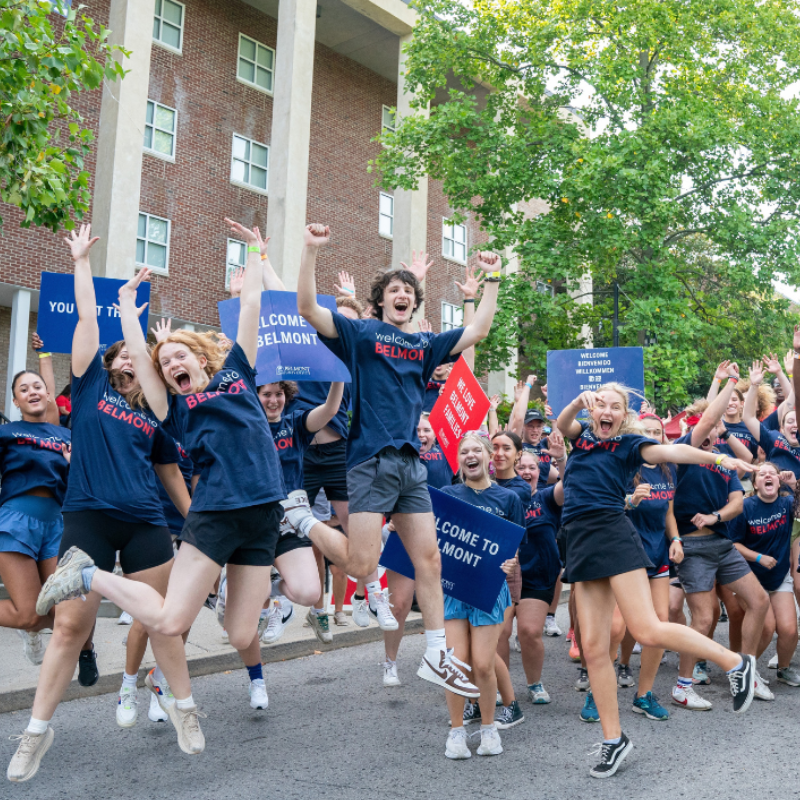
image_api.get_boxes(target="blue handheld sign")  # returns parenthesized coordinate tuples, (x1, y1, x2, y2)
(37, 272, 150, 355)
(218, 291, 351, 383)
(547, 347, 645, 417)
(380, 487, 525, 614)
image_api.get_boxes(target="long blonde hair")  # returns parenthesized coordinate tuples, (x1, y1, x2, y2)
(152, 330, 229, 392)
(457, 432, 494, 484)
(588, 382, 644, 437)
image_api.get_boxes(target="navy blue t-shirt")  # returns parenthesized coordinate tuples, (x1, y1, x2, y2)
(319, 316, 464, 470)
(519, 485, 562, 590)
(157, 439, 197, 536)
(627, 464, 676, 572)
(294, 381, 351, 440)
(763, 409, 781, 432)
(420, 446, 453, 490)
(441, 483, 525, 528)
(673, 434, 743, 538)
(730, 495, 793, 591)
(164, 342, 286, 511)
(269, 408, 314, 493)
(561, 422, 652, 524)
(496, 475, 533, 507)
(423, 379, 446, 413)
(716, 420, 759, 459)
(0, 422, 71, 506)
(756, 423, 800, 479)
(63, 351, 178, 524)
(522, 439, 557, 483)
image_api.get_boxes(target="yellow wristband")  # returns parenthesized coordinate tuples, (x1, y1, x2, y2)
(247, 245, 260, 253)
(715, 454, 725, 466)
(38, 352, 52, 359)
(260, 255, 268, 261)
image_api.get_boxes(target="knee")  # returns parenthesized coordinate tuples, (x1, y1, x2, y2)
(350, 553, 380, 579)
(471, 658, 494, 682)
(581, 636, 609, 665)
(289, 585, 322, 607)
(631, 624, 661, 649)
(156, 618, 191, 639)
(516, 619, 540, 645)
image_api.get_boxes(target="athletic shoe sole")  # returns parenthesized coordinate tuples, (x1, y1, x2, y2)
(368, 609, 399, 631)
(383, 678, 401, 687)
(589, 739, 633, 778)
(671, 697, 712, 710)
(35, 546, 94, 616)
(777, 676, 800, 687)
(476, 744, 503, 756)
(495, 716, 525, 730)
(732, 654, 756, 714)
(249, 699, 268, 710)
(580, 714, 600, 723)
(7, 728, 55, 783)
(631, 705, 669, 721)
(416, 659, 479, 699)
(445, 748, 471, 760)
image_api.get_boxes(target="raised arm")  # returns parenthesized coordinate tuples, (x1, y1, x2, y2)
(449, 252, 500, 355)
(297, 224, 337, 339)
(487, 394, 501, 437)
(557, 391, 596, 441)
(118, 268, 169, 420)
(31, 333, 61, 426)
(509, 376, 535, 436)
(689, 363, 739, 447)
(742, 361, 765, 440)
(763, 352, 791, 404)
(793, 325, 800, 415)
(641, 442, 753, 474)
(257, 233, 286, 291)
(64, 224, 101, 377)
(705, 361, 731, 403)
(454, 264, 483, 371)
(305, 382, 345, 434)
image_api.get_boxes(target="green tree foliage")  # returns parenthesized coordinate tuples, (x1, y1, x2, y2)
(0, 0, 127, 232)
(374, 0, 800, 410)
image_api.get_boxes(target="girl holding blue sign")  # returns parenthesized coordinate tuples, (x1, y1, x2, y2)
(442, 432, 524, 761)
(557, 382, 757, 779)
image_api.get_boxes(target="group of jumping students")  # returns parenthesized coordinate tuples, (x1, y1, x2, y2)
(4, 217, 799, 781)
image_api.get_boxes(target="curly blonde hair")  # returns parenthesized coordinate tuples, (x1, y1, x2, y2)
(588, 382, 645, 437)
(151, 330, 228, 391)
(736, 380, 776, 421)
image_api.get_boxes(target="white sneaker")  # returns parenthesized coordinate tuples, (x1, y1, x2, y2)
(215, 571, 226, 629)
(249, 679, 269, 710)
(383, 659, 400, 687)
(671, 684, 712, 710)
(352, 596, 370, 628)
(754, 672, 775, 701)
(445, 727, 471, 759)
(148, 692, 168, 722)
(417, 648, 479, 698)
(116, 686, 139, 728)
(261, 599, 293, 644)
(16, 629, 46, 666)
(543, 616, 563, 637)
(513, 634, 521, 652)
(117, 611, 133, 625)
(280, 490, 317, 538)
(7, 728, 54, 782)
(632, 642, 642, 655)
(476, 724, 503, 756)
(369, 590, 399, 631)
(769, 653, 779, 669)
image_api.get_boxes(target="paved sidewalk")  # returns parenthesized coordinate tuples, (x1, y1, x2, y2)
(0, 604, 423, 713)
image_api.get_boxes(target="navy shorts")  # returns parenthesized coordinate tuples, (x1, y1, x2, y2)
(0, 496, 62, 561)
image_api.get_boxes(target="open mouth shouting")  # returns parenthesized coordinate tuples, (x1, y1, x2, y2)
(463, 455, 482, 476)
(393, 297, 410, 317)
(172, 368, 192, 393)
(598, 417, 614, 436)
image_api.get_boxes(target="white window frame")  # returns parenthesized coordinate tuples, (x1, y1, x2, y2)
(225, 238, 246, 289)
(143, 99, 177, 162)
(442, 218, 468, 264)
(136, 212, 171, 275)
(230, 134, 269, 195)
(441, 302, 464, 332)
(152, 0, 184, 55)
(381, 104, 396, 133)
(237, 33, 275, 95)
(379, 192, 394, 239)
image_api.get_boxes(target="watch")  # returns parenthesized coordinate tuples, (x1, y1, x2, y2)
(718, 429, 731, 441)
(713, 511, 722, 523)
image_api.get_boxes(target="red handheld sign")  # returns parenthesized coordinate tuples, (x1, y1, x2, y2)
(428, 356, 491, 473)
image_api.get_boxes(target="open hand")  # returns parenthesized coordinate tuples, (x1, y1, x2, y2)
(64, 223, 99, 261)
(151, 317, 172, 343)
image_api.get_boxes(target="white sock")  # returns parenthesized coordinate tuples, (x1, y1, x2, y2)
(425, 629, 446, 655)
(365, 581, 382, 597)
(271, 577, 285, 600)
(604, 736, 621, 745)
(311, 607, 325, 616)
(26, 717, 49, 735)
(121, 672, 138, 689)
(175, 695, 195, 710)
(153, 665, 167, 686)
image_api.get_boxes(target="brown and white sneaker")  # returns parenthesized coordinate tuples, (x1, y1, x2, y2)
(417, 648, 479, 698)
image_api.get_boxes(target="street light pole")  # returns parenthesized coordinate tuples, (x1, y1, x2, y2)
(613, 282, 620, 348)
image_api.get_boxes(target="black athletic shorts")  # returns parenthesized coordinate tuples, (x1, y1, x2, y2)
(304, 439, 348, 503)
(179, 501, 282, 567)
(520, 585, 556, 605)
(275, 530, 313, 559)
(59, 510, 174, 575)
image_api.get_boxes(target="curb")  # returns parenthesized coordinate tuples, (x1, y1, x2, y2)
(0, 618, 425, 715)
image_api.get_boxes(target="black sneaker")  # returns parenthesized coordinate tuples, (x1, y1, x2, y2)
(78, 648, 99, 687)
(462, 700, 481, 725)
(494, 700, 525, 730)
(616, 663, 634, 687)
(719, 603, 728, 623)
(729, 653, 755, 713)
(589, 732, 633, 778)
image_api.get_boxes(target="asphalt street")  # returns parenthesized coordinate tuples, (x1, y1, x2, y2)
(0, 606, 795, 800)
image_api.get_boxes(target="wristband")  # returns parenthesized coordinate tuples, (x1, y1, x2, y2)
(719, 429, 731, 441)
(714, 454, 725, 466)
(247, 245, 260, 253)
(713, 377, 721, 384)
(728, 375, 739, 384)
(463, 298, 475, 304)
(484, 271, 502, 282)
(756, 553, 762, 563)
(525, 382, 532, 389)
(555, 454, 567, 463)
(38, 352, 52, 359)
(340, 286, 354, 294)
(789, 373, 793, 379)
(673, 537, 682, 544)
(260, 255, 269, 261)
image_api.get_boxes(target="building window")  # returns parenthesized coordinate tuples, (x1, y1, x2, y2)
(230, 134, 269, 193)
(382, 105, 396, 133)
(441, 302, 464, 332)
(153, 0, 184, 53)
(237, 34, 275, 94)
(379, 192, 394, 238)
(136, 212, 170, 274)
(144, 100, 177, 159)
(442, 219, 467, 263)
(535, 280, 554, 297)
(226, 239, 246, 289)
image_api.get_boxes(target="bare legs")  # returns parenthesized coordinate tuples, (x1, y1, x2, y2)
(383, 571, 415, 661)
(0, 552, 56, 631)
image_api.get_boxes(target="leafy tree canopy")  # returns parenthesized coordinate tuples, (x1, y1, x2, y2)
(0, 0, 127, 232)
(374, 0, 800, 409)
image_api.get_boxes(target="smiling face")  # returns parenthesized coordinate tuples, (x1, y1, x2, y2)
(417, 415, 436, 454)
(492, 434, 520, 477)
(458, 436, 491, 483)
(591, 390, 627, 440)
(108, 345, 140, 395)
(781, 410, 798, 447)
(515, 451, 540, 491)
(755, 463, 780, 500)
(158, 342, 208, 395)
(523, 419, 545, 445)
(12, 372, 48, 419)
(258, 383, 286, 422)
(725, 392, 743, 421)
(432, 364, 451, 382)
(379, 278, 417, 326)
(641, 418, 665, 443)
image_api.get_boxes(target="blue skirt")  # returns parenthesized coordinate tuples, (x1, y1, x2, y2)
(444, 582, 511, 627)
(0, 496, 63, 561)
